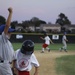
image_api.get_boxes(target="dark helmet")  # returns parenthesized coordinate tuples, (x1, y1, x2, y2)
(44, 32, 47, 36)
(21, 40, 34, 55)
(63, 32, 67, 35)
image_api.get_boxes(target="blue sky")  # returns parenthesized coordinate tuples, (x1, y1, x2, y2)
(0, 0, 75, 24)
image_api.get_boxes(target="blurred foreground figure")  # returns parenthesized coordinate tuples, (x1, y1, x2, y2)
(0, 7, 16, 75)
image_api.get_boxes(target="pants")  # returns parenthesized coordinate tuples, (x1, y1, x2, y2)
(18, 70, 30, 75)
(62, 41, 67, 50)
(42, 44, 48, 48)
(0, 62, 13, 75)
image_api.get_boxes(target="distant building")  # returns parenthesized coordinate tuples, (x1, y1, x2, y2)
(40, 24, 61, 33)
(15, 23, 75, 33)
(63, 24, 75, 33)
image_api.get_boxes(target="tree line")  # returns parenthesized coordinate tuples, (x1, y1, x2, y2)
(0, 13, 71, 33)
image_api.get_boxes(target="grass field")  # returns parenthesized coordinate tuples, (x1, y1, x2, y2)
(12, 43, 75, 75)
(56, 55, 75, 75)
(12, 43, 75, 51)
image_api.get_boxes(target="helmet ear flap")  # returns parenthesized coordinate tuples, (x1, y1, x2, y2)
(21, 45, 26, 54)
(21, 40, 34, 55)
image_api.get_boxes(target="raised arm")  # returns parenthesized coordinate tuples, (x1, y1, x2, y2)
(4, 7, 13, 34)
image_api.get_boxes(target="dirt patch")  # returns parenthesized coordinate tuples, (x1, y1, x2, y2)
(30, 50, 75, 75)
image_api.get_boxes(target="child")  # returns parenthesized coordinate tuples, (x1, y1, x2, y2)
(40, 33, 54, 53)
(14, 40, 40, 75)
(59, 32, 68, 52)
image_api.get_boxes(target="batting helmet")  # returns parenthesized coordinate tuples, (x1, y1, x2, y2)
(21, 40, 34, 55)
(64, 32, 67, 35)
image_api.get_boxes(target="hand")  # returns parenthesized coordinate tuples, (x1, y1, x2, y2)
(8, 7, 13, 13)
(40, 37, 42, 39)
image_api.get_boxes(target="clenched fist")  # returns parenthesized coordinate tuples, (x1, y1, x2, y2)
(8, 7, 13, 13)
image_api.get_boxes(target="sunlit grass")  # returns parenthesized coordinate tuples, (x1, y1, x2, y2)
(56, 55, 75, 75)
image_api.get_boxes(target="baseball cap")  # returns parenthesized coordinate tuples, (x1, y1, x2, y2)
(64, 32, 67, 35)
(0, 25, 15, 33)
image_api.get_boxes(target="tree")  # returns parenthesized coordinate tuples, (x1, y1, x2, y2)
(31, 17, 39, 22)
(30, 17, 46, 31)
(11, 21, 18, 29)
(0, 15, 6, 25)
(56, 13, 71, 26)
(64, 17, 71, 24)
(30, 17, 46, 26)
(56, 13, 71, 33)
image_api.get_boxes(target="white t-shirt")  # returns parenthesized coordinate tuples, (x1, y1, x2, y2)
(0, 32, 15, 62)
(44, 36, 50, 45)
(15, 49, 40, 71)
(62, 35, 66, 43)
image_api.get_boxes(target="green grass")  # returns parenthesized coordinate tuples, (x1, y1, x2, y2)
(12, 43, 22, 51)
(56, 55, 75, 75)
(12, 43, 75, 51)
